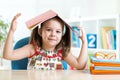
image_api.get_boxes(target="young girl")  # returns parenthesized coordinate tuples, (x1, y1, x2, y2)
(3, 12, 88, 70)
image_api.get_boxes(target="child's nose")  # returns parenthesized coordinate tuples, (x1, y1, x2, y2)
(51, 31, 56, 36)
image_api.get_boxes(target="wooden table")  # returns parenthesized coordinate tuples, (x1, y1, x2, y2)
(0, 70, 120, 80)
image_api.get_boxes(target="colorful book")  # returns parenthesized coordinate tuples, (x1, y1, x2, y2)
(106, 29, 116, 50)
(71, 26, 80, 47)
(110, 30, 116, 50)
(101, 27, 115, 49)
(91, 57, 120, 66)
(90, 66, 120, 74)
(26, 10, 58, 30)
(90, 56, 120, 74)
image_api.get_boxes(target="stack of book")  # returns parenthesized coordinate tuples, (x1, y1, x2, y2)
(90, 57, 120, 74)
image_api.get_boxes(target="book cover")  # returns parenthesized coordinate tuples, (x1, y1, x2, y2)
(90, 56, 120, 67)
(106, 31, 112, 49)
(90, 66, 120, 74)
(101, 27, 115, 49)
(71, 26, 80, 47)
(110, 30, 116, 50)
(92, 66, 120, 70)
(106, 29, 116, 50)
(26, 10, 58, 30)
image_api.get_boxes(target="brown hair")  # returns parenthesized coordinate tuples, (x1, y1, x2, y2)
(29, 16, 71, 57)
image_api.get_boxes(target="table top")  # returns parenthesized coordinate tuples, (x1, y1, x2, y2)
(0, 70, 120, 80)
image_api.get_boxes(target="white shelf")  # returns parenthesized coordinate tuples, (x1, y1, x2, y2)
(66, 14, 120, 59)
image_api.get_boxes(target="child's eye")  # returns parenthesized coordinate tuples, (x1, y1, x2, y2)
(46, 28, 51, 31)
(56, 31, 61, 33)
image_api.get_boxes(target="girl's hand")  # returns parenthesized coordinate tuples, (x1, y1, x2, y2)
(77, 26, 86, 42)
(10, 13, 21, 32)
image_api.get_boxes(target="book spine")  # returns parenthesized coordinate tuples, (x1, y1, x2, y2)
(91, 61, 120, 67)
(90, 66, 120, 74)
(110, 30, 116, 50)
(90, 68, 120, 74)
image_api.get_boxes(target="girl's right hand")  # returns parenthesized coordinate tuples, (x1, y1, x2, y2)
(10, 13, 21, 32)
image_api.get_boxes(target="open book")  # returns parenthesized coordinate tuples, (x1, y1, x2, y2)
(25, 10, 80, 37)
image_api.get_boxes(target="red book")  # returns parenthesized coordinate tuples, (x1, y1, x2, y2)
(25, 10, 58, 29)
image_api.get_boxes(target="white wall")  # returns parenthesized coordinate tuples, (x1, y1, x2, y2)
(0, 0, 37, 42)
(35, 0, 89, 18)
(86, 0, 119, 17)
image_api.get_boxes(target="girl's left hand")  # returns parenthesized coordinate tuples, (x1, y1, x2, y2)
(77, 26, 86, 42)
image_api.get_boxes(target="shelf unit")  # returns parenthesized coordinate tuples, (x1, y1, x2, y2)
(65, 15, 120, 59)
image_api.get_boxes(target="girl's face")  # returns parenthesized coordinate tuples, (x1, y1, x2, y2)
(39, 19, 63, 49)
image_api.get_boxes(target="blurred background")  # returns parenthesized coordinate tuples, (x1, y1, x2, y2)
(0, 0, 120, 70)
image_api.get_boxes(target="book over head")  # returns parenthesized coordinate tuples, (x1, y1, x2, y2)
(25, 10, 70, 30)
(25, 10, 80, 37)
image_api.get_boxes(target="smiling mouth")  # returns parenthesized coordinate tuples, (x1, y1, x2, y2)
(48, 38, 56, 41)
